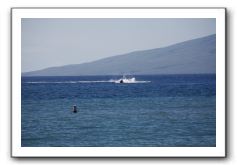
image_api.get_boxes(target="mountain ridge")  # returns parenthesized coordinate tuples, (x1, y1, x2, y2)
(22, 34, 216, 76)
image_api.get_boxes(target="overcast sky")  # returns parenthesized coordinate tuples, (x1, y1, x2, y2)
(22, 18, 215, 72)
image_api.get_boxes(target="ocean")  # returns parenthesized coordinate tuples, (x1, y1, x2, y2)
(21, 74, 216, 147)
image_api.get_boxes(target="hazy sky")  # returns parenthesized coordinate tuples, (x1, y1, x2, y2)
(22, 18, 215, 72)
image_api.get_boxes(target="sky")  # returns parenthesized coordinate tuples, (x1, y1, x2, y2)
(22, 18, 215, 72)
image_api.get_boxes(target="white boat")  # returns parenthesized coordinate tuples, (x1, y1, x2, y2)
(115, 75, 136, 83)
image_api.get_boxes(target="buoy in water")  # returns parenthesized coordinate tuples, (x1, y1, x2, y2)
(73, 105, 77, 113)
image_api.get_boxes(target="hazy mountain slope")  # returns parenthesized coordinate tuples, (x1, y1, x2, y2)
(22, 34, 216, 76)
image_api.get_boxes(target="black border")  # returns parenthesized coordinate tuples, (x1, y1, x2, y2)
(10, 7, 227, 158)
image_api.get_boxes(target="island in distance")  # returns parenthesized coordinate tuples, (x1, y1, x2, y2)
(22, 34, 216, 76)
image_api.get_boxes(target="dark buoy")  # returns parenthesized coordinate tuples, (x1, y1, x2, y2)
(73, 105, 77, 113)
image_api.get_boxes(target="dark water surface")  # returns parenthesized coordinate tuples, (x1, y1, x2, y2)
(21, 74, 216, 147)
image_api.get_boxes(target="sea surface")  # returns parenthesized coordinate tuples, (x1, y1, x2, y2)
(21, 74, 216, 147)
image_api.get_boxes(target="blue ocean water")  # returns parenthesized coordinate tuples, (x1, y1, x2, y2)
(21, 74, 216, 147)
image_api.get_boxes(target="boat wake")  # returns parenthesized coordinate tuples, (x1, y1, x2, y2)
(24, 76, 150, 84)
(25, 80, 111, 84)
